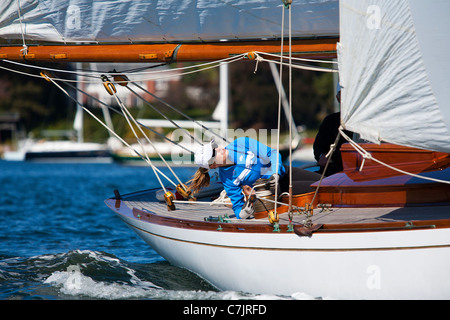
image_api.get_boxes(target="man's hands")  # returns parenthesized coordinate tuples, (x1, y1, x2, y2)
(267, 173, 281, 194)
(239, 200, 255, 219)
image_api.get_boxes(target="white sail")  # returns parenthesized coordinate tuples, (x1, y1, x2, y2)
(0, 0, 338, 43)
(338, 0, 450, 153)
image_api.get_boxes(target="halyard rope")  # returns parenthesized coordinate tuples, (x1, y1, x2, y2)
(63, 81, 193, 154)
(130, 82, 231, 145)
(1, 54, 247, 84)
(108, 80, 185, 192)
(40, 72, 177, 192)
(272, 3, 287, 221)
(15, 0, 28, 56)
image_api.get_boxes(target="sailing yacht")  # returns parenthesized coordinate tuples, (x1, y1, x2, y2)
(1, 0, 449, 299)
(2, 102, 111, 163)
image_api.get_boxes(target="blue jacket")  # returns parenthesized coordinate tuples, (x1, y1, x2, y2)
(219, 137, 285, 218)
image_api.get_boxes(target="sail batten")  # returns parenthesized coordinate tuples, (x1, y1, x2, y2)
(338, 0, 450, 153)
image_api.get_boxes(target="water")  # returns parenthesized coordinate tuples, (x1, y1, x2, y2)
(0, 160, 316, 300)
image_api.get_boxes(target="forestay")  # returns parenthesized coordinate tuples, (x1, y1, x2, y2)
(0, 0, 338, 43)
(338, 0, 450, 153)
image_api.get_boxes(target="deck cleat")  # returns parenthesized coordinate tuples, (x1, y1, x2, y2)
(164, 191, 176, 211)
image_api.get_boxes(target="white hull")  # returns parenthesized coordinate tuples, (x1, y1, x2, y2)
(4, 139, 112, 163)
(112, 201, 450, 299)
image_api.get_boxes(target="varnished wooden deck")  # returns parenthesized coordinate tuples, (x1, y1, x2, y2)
(118, 187, 450, 228)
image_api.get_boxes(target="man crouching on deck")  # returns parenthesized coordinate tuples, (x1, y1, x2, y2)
(188, 137, 320, 219)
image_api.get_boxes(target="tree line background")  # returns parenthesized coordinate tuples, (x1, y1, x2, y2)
(0, 60, 336, 145)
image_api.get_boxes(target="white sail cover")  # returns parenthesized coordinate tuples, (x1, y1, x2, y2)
(0, 0, 338, 43)
(338, 0, 450, 153)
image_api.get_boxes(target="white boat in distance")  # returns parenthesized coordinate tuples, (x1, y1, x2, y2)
(22, 139, 111, 163)
(1, 0, 449, 299)
(3, 131, 111, 163)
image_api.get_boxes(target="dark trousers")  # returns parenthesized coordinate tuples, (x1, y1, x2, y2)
(279, 165, 321, 195)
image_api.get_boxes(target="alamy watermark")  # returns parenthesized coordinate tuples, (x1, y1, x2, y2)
(66, 265, 82, 290)
(169, 125, 285, 165)
(366, 5, 381, 30)
(366, 265, 381, 290)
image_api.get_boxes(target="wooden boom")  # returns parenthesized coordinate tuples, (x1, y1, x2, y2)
(0, 38, 337, 63)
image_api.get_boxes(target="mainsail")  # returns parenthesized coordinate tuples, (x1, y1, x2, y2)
(0, 0, 338, 43)
(0, 1, 339, 62)
(338, 0, 450, 153)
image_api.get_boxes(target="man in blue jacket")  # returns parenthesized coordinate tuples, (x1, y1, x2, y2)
(190, 137, 320, 219)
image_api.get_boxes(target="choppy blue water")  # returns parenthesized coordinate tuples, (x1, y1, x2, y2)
(0, 160, 316, 300)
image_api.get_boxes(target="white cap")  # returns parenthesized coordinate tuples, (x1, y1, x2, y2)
(194, 140, 216, 169)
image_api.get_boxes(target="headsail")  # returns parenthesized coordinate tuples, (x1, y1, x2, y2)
(338, 0, 450, 153)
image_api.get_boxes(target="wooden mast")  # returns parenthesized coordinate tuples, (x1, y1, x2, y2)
(0, 38, 337, 63)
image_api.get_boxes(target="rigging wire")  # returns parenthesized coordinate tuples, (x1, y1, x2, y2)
(15, 0, 28, 56)
(1, 54, 246, 83)
(109, 85, 175, 192)
(39, 72, 178, 190)
(308, 126, 450, 225)
(77, 63, 168, 75)
(124, 84, 203, 145)
(0, 56, 230, 152)
(1, 48, 337, 84)
(338, 127, 450, 185)
(254, 51, 338, 65)
(272, 3, 286, 222)
(64, 81, 193, 154)
(0, 58, 228, 147)
(309, 131, 342, 214)
(254, 53, 338, 73)
(130, 82, 231, 145)
(287, 3, 293, 216)
(0, 57, 234, 152)
(106, 76, 188, 190)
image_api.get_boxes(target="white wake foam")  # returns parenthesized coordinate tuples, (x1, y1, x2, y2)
(43, 250, 324, 300)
